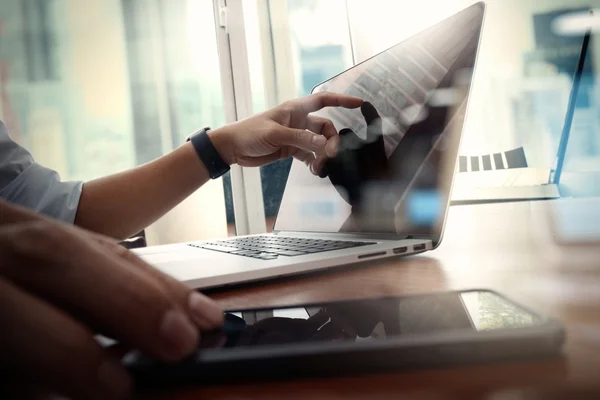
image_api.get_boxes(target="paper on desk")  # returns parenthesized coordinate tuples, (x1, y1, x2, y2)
(453, 167, 551, 188)
(451, 168, 559, 201)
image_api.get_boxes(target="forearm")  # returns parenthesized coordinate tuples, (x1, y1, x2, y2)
(69, 91, 362, 239)
(74, 142, 211, 240)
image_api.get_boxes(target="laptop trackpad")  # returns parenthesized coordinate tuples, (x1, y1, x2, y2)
(141, 251, 249, 282)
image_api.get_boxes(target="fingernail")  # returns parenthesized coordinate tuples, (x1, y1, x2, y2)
(189, 291, 224, 330)
(311, 135, 327, 146)
(98, 360, 132, 400)
(159, 309, 198, 360)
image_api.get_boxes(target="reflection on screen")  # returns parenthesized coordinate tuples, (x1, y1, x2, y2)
(274, 4, 484, 236)
(460, 292, 539, 331)
(198, 291, 545, 350)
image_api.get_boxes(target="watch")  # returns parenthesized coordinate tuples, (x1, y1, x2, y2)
(186, 127, 231, 179)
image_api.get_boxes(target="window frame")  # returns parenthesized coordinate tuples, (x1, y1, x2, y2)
(212, 0, 267, 235)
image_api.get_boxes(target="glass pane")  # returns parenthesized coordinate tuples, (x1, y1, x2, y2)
(346, 0, 600, 201)
(560, 9, 600, 197)
(242, 0, 354, 231)
(0, 0, 229, 243)
(284, 0, 354, 97)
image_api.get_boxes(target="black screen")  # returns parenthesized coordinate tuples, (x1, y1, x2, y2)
(274, 3, 485, 238)
(198, 291, 545, 350)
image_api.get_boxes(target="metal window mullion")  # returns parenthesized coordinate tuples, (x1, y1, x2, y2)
(264, 0, 296, 102)
(213, 0, 266, 236)
(345, 0, 375, 64)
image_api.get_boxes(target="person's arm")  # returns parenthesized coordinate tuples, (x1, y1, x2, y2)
(0, 200, 223, 399)
(74, 92, 363, 239)
(75, 142, 209, 240)
(0, 121, 82, 224)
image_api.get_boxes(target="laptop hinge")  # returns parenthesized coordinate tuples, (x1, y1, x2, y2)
(273, 230, 410, 241)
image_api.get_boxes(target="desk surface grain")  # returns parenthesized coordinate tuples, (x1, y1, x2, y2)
(145, 200, 600, 399)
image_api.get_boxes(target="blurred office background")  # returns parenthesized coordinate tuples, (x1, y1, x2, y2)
(0, 0, 598, 244)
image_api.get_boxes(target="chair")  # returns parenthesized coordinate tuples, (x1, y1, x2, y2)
(458, 147, 528, 173)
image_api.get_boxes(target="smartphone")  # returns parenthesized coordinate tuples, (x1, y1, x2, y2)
(124, 289, 564, 386)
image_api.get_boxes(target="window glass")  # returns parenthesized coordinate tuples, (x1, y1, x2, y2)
(0, 0, 229, 242)
(346, 0, 600, 200)
(239, 0, 354, 231)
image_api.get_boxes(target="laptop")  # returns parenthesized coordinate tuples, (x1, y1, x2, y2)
(134, 3, 486, 289)
(452, 20, 592, 203)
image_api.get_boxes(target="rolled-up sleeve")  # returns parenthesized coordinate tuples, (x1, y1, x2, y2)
(0, 120, 83, 223)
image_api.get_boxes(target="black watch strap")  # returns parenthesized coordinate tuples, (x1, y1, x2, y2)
(186, 127, 230, 179)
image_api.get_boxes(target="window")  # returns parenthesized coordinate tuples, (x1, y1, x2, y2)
(346, 0, 600, 171)
(236, 0, 600, 214)
(237, 0, 354, 231)
(0, 0, 229, 243)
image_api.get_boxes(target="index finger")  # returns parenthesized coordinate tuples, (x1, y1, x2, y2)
(295, 91, 363, 114)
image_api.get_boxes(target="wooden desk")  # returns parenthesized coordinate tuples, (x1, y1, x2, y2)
(147, 200, 600, 399)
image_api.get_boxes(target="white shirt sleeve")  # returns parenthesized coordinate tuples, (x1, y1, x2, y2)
(0, 120, 83, 223)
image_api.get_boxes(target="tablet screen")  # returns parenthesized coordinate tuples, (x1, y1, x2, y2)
(199, 291, 545, 350)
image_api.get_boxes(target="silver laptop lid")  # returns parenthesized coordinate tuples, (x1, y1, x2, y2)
(274, 3, 485, 247)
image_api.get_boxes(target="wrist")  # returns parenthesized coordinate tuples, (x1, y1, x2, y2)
(207, 126, 236, 166)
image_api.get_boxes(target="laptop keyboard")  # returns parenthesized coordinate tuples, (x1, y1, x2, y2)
(188, 236, 376, 260)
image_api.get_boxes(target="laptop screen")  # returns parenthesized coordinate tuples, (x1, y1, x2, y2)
(274, 3, 485, 240)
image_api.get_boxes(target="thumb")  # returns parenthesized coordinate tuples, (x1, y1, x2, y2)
(271, 127, 327, 153)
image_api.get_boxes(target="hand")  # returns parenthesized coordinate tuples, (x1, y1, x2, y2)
(319, 102, 389, 206)
(0, 203, 223, 400)
(208, 92, 363, 173)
